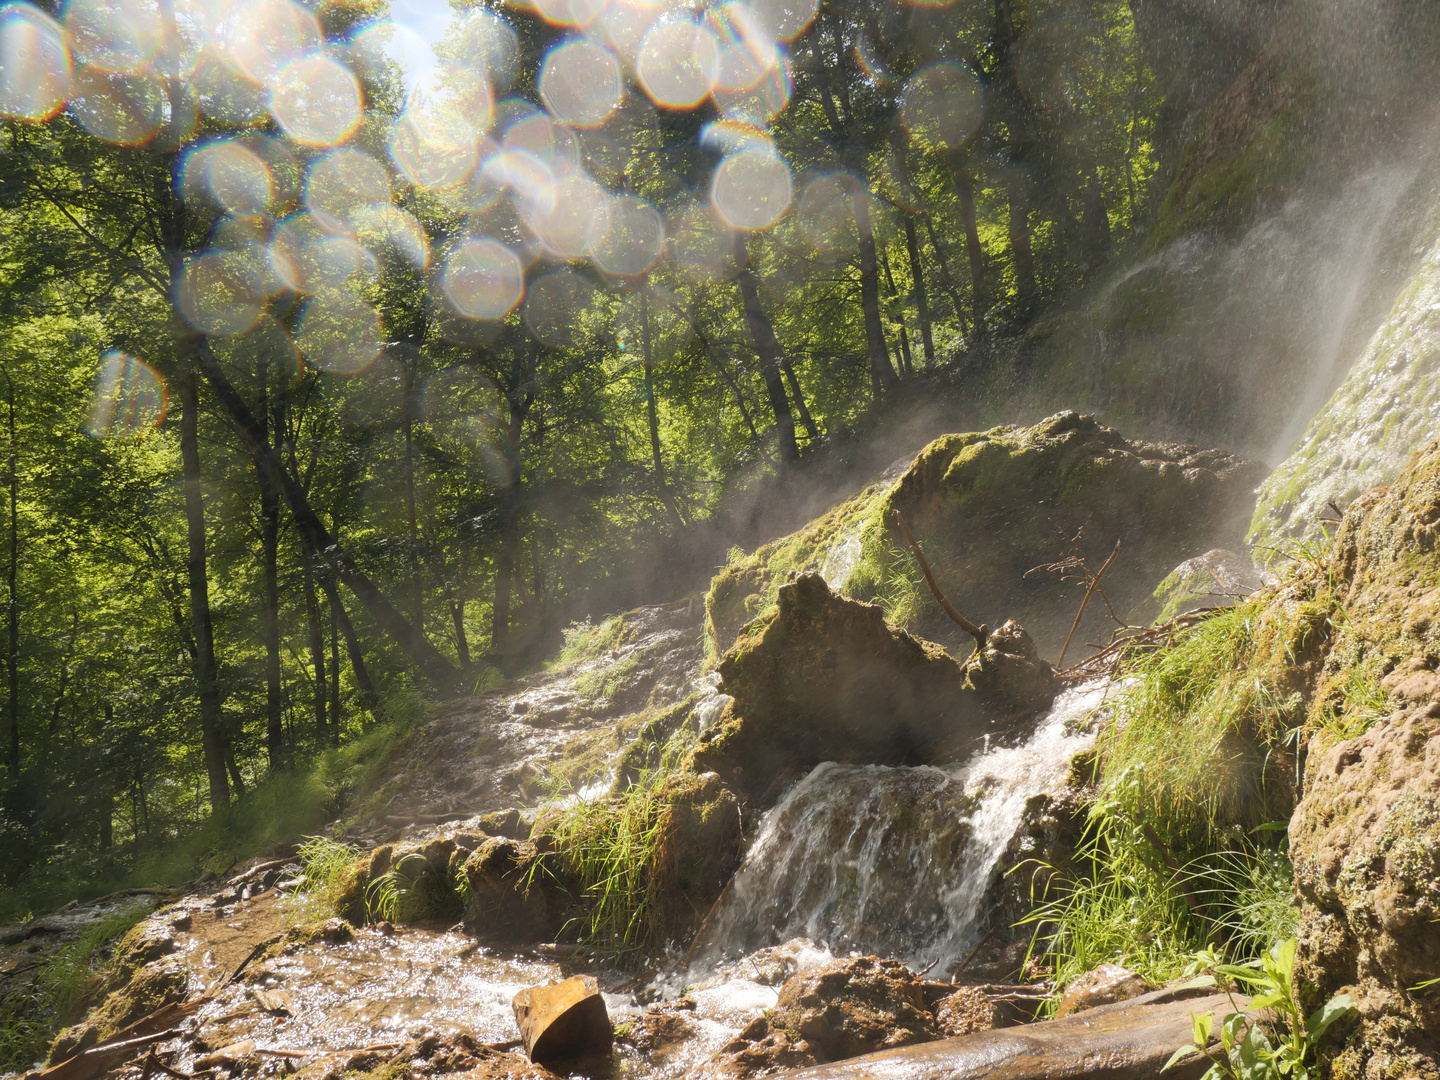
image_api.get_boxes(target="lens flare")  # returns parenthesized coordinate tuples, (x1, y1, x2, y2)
(502, 110, 580, 179)
(389, 113, 477, 191)
(86, 351, 167, 438)
(297, 289, 382, 373)
(743, 0, 817, 42)
(714, 52, 789, 124)
(406, 64, 493, 150)
(68, 65, 163, 144)
(524, 268, 597, 348)
(305, 147, 389, 234)
(901, 61, 982, 150)
(450, 8, 519, 91)
(353, 203, 429, 270)
(668, 201, 735, 282)
(540, 39, 621, 127)
(0, 4, 71, 121)
(192, 49, 268, 126)
(711, 146, 791, 230)
(229, 0, 320, 88)
(272, 212, 377, 292)
(533, 0, 607, 29)
(589, 0, 651, 65)
(65, 0, 161, 74)
(182, 138, 273, 216)
(443, 238, 524, 319)
(797, 172, 859, 257)
(592, 194, 663, 276)
(177, 251, 267, 335)
(269, 52, 361, 146)
(528, 172, 611, 257)
(636, 19, 717, 108)
(210, 216, 286, 296)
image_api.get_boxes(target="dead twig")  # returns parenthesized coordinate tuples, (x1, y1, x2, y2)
(951, 924, 1000, 980)
(223, 935, 282, 988)
(1141, 823, 1216, 940)
(892, 511, 988, 648)
(1056, 539, 1121, 671)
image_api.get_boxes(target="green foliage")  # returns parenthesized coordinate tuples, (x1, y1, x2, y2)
(363, 853, 464, 925)
(0, 898, 153, 1073)
(533, 734, 694, 957)
(1313, 658, 1388, 743)
(1163, 938, 1355, 1080)
(1023, 790, 1299, 1003)
(298, 836, 362, 915)
(1099, 597, 1312, 841)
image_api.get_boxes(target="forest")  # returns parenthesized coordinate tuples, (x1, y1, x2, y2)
(0, 0, 1193, 910)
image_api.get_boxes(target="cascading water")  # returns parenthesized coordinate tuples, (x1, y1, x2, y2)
(689, 678, 1115, 973)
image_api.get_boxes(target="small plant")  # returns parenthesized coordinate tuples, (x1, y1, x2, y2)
(296, 835, 361, 914)
(1164, 937, 1355, 1080)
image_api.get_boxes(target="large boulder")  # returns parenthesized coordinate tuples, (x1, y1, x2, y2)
(694, 573, 1054, 807)
(707, 413, 1264, 663)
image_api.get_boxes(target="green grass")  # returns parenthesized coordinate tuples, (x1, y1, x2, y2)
(364, 852, 464, 925)
(1098, 598, 1311, 842)
(533, 733, 693, 957)
(0, 898, 154, 1073)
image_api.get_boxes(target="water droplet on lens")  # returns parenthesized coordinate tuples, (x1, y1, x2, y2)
(86, 351, 167, 438)
(443, 238, 524, 320)
(297, 289, 383, 374)
(0, 3, 71, 121)
(711, 147, 791, 230)
(270, 53, 362, 146)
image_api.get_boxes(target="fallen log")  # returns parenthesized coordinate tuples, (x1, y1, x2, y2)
(769, 987, 1243, 1080)
(31, 1028, 185, 1080)
(382, 811, 477, 827)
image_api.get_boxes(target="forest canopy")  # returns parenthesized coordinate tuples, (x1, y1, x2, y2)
(0, 0, 1210, 908)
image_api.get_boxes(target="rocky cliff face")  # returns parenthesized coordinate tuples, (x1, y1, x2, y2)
(1287, 437, 1440, 1077)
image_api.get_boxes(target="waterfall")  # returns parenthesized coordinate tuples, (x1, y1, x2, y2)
(689, 679, 1114, 973)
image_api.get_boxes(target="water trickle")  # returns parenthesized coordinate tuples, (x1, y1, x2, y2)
(820, 526, 864, 592)
(690, 679, 1113, 973)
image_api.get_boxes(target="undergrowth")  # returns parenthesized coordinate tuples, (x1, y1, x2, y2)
(533, 732, 693, 958)
(0, 701, 425, 923)
(0, 898, 153, 1073)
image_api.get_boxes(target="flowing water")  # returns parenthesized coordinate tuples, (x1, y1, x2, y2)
(689, 679, 1114, 975)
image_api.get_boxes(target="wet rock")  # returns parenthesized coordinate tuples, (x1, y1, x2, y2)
(1131, 548, 1266, 625)
(461, 838, 562, 945)
(48, 957, 188, 1063)
(763, 986, 1236, 1078)
(693, 957, 937, 1077)
(512, 974, 613, 1065)
(1053, 963, 1153, 1017)
(708, 413, 1263, 663)
(771, 956, 938, 1062)
(615, 1006, 699, 1056)
(695, 574, 1053, 806)
(933, 987, 999, 1037)
(477, 808, 532, 840)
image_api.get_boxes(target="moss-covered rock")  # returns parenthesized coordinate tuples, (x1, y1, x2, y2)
(694, 573, 1054, 807)
(1286, 435, 1440, 1075)
(1129, 548, 1266, 625)
(708, 413, 1263, 666)
(461, 837, 563, 944)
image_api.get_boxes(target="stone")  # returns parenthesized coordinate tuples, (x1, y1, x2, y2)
(933, 987, 999, 1037)
(707, 413, 1264, 663)
(1130, 548, 1266, 625)
(511, 975, 613, 1066)
(695, 573, 1054, 807)
(758, 986, 1236, 1079)
(771, 956, 938, 1063)
(1053, 963, 1153, 1017)
(461, 838, 562, 945)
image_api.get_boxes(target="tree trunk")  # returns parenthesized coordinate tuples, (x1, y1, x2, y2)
(255, 362, 284, 772)
(736, 265, 799, 463)
(329, 597, 341, 746)
(2, 368, 17, 782)
(854, 197, 899, 399)
(640, 291, 684, 529)
(943, 150, 987, 325)
(903, 217, 935, 366)
(1007, 175, 1037, 313)
(300, 545, 327, 745)
(175, 360, 229, 815)
(880, 248, 914, 376)
(492, 341, 535, 666)
(923, 216, 969, 329)
(192, 341, 462, 689)
(402, 361, 423, 631)
(317, 571, 380, 717)
(779, 356, 818, 444)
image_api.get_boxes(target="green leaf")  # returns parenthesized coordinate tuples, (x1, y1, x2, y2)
(1163, 1045, 1201, 1073)
(1304, 993, 1356, 1043)
(1192, 1010, 1215, 1047)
